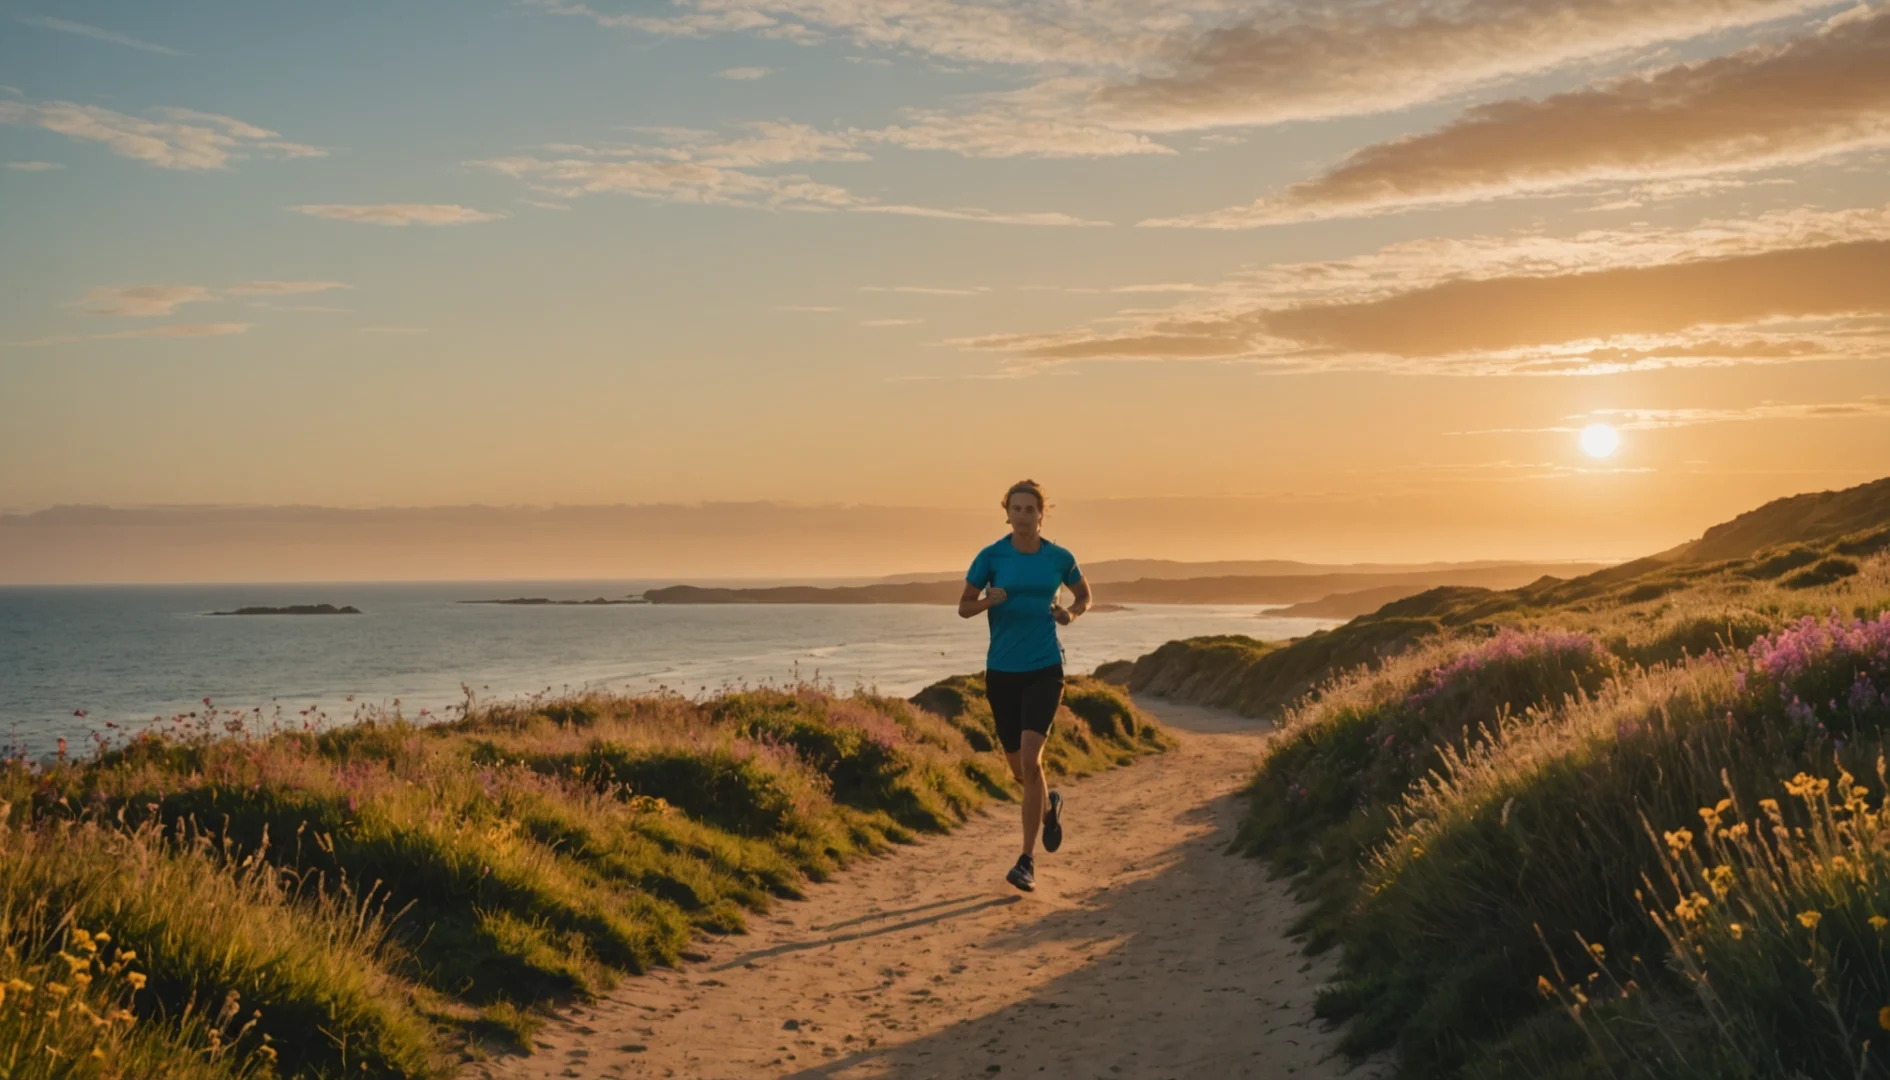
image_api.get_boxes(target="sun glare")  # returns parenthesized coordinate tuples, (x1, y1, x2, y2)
(1580, 423, 1621, 459)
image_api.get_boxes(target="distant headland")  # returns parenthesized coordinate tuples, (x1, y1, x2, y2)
(208, 604, 361, 616)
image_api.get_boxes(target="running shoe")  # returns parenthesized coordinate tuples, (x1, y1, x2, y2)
(1006, 853, 1035, 892)
(1042, 790, 1064, 853)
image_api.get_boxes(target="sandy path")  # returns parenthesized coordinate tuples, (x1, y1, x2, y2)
(465, 697, 1386, 1080)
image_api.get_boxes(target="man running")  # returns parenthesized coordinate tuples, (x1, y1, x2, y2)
(957, 479, 1091, 891)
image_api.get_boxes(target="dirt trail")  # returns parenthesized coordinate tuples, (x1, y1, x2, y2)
(466, 697, 1387, 1080)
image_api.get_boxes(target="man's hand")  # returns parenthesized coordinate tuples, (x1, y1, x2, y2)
(1051, 604, 1073, 625)
(984, 587, 1008, 607)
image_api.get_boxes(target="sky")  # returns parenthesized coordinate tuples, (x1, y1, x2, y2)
(2, 0, 1888, 581)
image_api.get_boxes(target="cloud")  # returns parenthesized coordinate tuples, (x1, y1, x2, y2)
(523, 0, 1195, 67)
(472, 124, 1107, 225)
(69, 281, 350, 319)
(527, 0, 1858, 162)
(222, 281, 352, 297)
(5, 160, 63, 171)
(6, 323, 251, 347)
(954, 203, 1890, 375)
(718, 66, 774, 80)
(866, 84, 1177, 158)
(291, 204, 506, 226)
(20, 15, 184, 55)
(1097, 0, 1829, 130)
(1154, 9, 1890, 227)
(75, 285, 214, 318)
(0, 98, 321, 170)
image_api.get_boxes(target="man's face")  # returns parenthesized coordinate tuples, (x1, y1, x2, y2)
(1007, 495, 1042, 531)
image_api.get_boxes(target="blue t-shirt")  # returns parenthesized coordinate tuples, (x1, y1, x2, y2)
(966, 535, 1083, 672)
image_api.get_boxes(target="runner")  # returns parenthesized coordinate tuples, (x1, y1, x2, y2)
(957, 479, 1092, 891)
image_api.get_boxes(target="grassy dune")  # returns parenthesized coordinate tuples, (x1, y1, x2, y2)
(1213, 500, 1890, 1075)
(0, 675, 1165, 1078)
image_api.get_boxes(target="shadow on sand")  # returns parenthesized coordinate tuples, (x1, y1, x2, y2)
(781, 775, 1369, 1080)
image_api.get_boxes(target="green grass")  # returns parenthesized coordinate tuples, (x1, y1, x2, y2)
(1216, 521, 1890, 1079)
(1, 675, 1167, 1078)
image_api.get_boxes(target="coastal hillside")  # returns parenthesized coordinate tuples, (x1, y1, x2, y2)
(1109, 475, 1890, 723)
(0, 677, 1167, 1077)
(1129, 477, 1890, 1078)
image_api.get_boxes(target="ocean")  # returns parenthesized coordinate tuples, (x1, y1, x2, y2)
(0, 581, 1340, 756)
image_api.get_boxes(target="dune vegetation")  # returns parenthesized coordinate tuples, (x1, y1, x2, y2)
(0, 675, 1167, 1078)
(1191, 481, 1890, 1077)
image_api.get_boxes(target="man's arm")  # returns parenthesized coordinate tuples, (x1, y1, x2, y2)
(959, 582, 1007, 618)
(1054, 578, 1092, 624)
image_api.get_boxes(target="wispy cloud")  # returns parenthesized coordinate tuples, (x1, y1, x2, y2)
(1096, 0, 1830, 130)
(6, 323, 252, 347)
(1152, 9, 1890, 227)
(955, 203, 1890, 376)
(472, 122, 1108, 225)
(529, 0, 1848, 160)
(222, 281, 353, 297)
(75, 285, 214, 318)
(0, 98, 321, 170)
(717, 66, 774, 80)
(69, 281, 351, 318)
(291, 204, 506, 226)
(20, 15, 184, 56)
(5, 160, 63, 171)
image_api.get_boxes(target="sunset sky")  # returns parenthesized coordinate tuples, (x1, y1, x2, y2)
(3, 0, 1888, 580)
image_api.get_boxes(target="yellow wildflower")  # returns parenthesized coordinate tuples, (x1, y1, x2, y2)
(1698, 806, 1720, 827)
(1759, 798, 1781, 816)
(1798, 910, 1823, 930)
(1708, 864, 1736, 897)
(1726, 823, 1750, 841)
(1536, 975, 1555, 997)
(125, 972, 146, 991)
(1729, 923, 1745, 939)
(1871, 916, 1888, 932)
(1588, 942, 1606, 960)
(90, 932, 109, 945)
(4, 979, 32, 994)
(1674, 893, 1711, 922)
(1664, 829, 1694, 855)
(1880, 1006, 1890, 1031)
(1715, 798, 1733, 813)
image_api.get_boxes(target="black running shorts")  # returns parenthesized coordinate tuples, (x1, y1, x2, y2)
(985, 663, 1064, 753)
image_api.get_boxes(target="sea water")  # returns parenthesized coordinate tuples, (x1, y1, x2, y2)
(0, 581, 1341, 755)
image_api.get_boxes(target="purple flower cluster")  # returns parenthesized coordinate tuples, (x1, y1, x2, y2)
(1747, 613, 1890, 682)
(1744, 612, 1890, 731)
(1407, 628, 1600, 707)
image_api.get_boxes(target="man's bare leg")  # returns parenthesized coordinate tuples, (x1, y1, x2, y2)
(1005, 729, 1049, 858)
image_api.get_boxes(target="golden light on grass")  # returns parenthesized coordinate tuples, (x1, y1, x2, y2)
(1580, 423, 1622, 459)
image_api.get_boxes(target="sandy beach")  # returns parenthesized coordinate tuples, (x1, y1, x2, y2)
(465, 696, 1386, 1080)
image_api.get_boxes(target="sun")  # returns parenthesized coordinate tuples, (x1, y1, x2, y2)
(1579, 423, 1621, 459)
